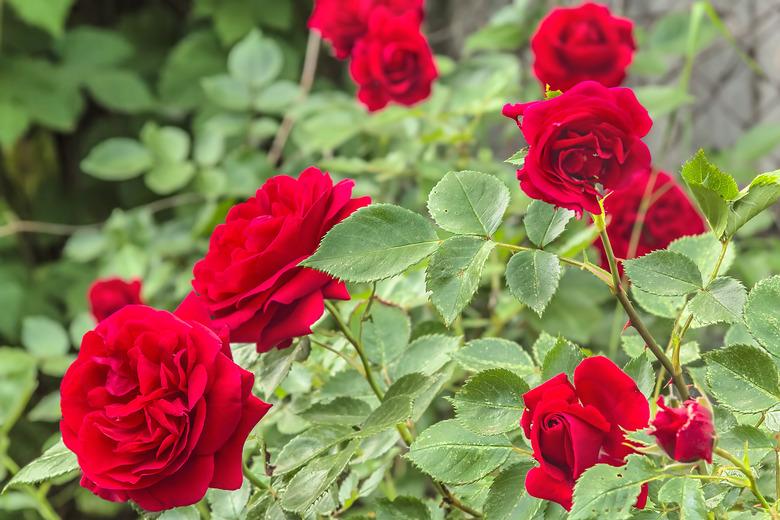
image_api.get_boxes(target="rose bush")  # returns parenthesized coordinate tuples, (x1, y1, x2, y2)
(4, 1, 780, 519)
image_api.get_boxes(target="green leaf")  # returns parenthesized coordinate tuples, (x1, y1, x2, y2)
(681, 150, 739, 236)
(704, 344, 780, 413)
(280, 440, 358, 513)
(452, 368, 527, 435)
(84, 70, 154, 113)
(362, 302, 410, 366)
(687, 276, 746, 327)
(228, 30, 282, 88)
(406, 420, 512, 485)
(531, 332, 558, 365)
(484, 463, 542, 520)
(0, 348, 37, 432)
(426, 236, 494, 325)
(358, 396, 413, 437)
(0, 101, 30, 150)
(58, 27, 133, 68)
(631, 286, 684, 319)
(376, 496, 431, 520)
(505, 148, 527, 167)
(524, 200, 574, 248)
(81, 138, 153, 181)
(255, 340, 305, 399)
(623, 353, 655, 398)
(623, 250, 702, 296)
(28, 392, 61, 422)
(384, 373, 430, 402)
(21, 316, 69, 358)
(541, 337, 583, 381)
(391, 335, 460, 378)
(273, 425, 354, 475)
(744, 275, 780, 359)
(158, 31, 226, 111)
(657, 478, 707, 520)
(300, 397, 372, 425)
(451, 338, 535, 376)
(506, 250, 561, 316)
(207, 479, 250, 520)
(4, 439, 78, 491)
(724, 170, 780, 239)
(717, 425, 774, 462)
(141, 123, 191, 163)
(668, 232, 735, 279)
(303, 204, 439, 282)
(253, 80, 300, 114)
(569, 455, 658, 520)
(427, 170, 510, 236)
(157, 507, 200, 520)
(144, 162, 196, 195)
(202, 74, 252, 111)
(7, 0, 74, 37)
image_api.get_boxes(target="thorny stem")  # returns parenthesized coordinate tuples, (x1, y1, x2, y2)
(309, 337, 365, 376)
(324, 301, 482, 518)
(596, 222, 690, 400)
(714, 447, 775, 516)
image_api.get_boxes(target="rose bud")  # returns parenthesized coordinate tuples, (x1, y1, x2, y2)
(176, 167, 370, 352)
(651, 397, 715, 463)
(522, 356, 650, 510)
(502, 81, 652, 215)
(88, 277, 143, 322)
(61, 305, 271, 511)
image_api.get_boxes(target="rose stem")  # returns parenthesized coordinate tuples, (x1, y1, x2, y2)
(653, 239, 730, 407)
(324, 300, 483, 518)
(714, 447, 775, 516)
(596, 221, 690, 401)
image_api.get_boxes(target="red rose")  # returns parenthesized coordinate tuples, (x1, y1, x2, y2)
(522, 356, 649, 510)
(503, 81, 652, 215)
(597, 170, 706, 270)
(651, 397, 715, 463)
(88, 278, 143, 322)
(176, 168, 370, 352)
(60, 305, 270, 512)
(308, 0, 424, 60)
(531, 2, 635, 92)
(349, 7, 438, 111)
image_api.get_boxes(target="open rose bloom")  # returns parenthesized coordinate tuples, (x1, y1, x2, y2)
(503, 81, 652, 215)
(60, 305, 270, 511)
(531, 2, 635, 91)
(177, 168, 370, 352)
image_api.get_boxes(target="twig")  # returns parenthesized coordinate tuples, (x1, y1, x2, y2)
(267, 32, 321, 167)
